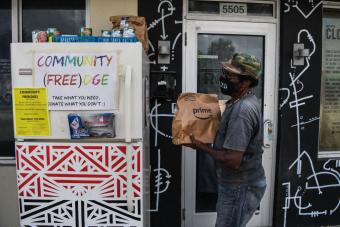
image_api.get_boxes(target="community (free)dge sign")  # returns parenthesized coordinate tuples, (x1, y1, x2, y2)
(34, 52, 116, 110)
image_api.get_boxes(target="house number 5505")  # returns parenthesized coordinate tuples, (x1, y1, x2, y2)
(220, 3, 247, 16)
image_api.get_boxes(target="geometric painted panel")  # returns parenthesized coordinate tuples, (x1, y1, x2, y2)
(16, 142, 144, 227)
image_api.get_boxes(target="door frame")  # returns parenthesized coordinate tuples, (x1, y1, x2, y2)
(181, 20, 279, 227)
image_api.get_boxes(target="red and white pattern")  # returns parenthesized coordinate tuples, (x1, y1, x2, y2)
(16, 142, 143, 227)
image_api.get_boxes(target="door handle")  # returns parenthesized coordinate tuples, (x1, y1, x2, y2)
(263, 119, 273, 148)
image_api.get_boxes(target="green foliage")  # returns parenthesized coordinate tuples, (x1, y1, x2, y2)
(208, 38, 235, 62)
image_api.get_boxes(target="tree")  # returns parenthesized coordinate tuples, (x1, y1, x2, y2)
(208, 38, 235, 62)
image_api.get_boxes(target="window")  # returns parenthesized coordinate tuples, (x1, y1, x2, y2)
(0, 0, 85, 158)
(0, 0, 14, 158)
(319, 7, 340, 158)
(22, 0, 85, 42)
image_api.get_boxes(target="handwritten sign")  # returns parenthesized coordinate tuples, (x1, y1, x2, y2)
(34, 53, 116, 110)
(13, 88, 50, 136)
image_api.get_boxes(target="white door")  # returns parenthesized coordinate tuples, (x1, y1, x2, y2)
(183, 20, 277, 227)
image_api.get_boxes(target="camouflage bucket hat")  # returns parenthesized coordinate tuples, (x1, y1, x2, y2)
(222, 53, 262, 80)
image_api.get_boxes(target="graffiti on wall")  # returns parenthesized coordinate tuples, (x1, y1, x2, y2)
(278, 1, 340, 226)
(139, 0, 182, 225)
(148, 100, 175, 212)
(149, 100, 175, 147)
(284, 0, 323, 19)
(147, 0, 182, 70)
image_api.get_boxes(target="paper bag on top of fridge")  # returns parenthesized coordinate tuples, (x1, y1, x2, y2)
(172, 93, 221, 145)
(109, 15, 149, 52)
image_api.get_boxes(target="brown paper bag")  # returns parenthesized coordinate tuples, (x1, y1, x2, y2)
(172, 93, 221, 145)
(109, 15, 149, 53)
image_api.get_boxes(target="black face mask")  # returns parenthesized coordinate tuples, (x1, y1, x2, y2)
(219, 75, 237, 95)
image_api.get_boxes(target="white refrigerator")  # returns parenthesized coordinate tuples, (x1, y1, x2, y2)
(11, 42, 150, 227)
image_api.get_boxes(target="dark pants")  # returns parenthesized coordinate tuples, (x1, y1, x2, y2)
(215, 179, 266, 227)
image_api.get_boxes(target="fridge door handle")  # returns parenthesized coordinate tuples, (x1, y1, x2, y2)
(125, 65, 132, 143)
(124, 65, 134, 212)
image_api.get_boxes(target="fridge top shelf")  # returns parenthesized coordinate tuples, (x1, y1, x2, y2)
(15, 138, 143, 143)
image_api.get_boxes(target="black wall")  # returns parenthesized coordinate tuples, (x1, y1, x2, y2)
(275, 1, 340, 226)
(138, 1, 183, 227)
(139, 0, 340, 226)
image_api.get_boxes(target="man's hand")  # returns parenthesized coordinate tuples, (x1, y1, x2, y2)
(189, 134, 210, 151)
(182, 134, 209, 150)
(182, 134, 200, 150)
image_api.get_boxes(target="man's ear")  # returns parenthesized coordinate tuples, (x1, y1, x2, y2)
(241, 79, 252, 89)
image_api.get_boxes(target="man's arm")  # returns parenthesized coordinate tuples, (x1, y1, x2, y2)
(189, 134, 244, 170)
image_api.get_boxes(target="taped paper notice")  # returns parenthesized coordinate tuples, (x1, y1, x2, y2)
(13, 88, 50, 136)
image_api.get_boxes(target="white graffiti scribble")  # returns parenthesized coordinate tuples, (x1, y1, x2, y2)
(290, 116, 319, 128)
(146, 0, 180, 215)
(284, 3, 291, 13)
(289, 94, 313, 108)
(149, 100, 175, 147)
(172, 32, 182, 51)
(281, 28, 340, 226)
(148, 149, 172, 212)
(283, 156, 340, 224)
(292, 1, 322, 19)
(160, 65, 168, 71)
(148, 101, 175, 211)
(288, 151, 321, 193)
(283, 156, 340, 225)
(148, 0, 175, 31)
(279, 88, 290, 109)
(289, 29, 316, 86)
(284, 0, 322, 19)
(147, 0, 181, 69)
(155, 168, 171, 193)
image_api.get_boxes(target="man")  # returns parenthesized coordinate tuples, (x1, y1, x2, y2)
(189, 53, 266, 227)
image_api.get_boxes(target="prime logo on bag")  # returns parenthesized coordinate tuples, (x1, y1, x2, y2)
(172, 93, 221, 145)
(192, 107, 213, 120)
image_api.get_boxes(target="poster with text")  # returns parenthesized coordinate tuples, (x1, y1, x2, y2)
(320, 17, 340, 151)
(14, 88, 50, 136)
(34, 52, 116, 110)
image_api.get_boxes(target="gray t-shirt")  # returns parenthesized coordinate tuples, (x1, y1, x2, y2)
(213, 93, 265, 185)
